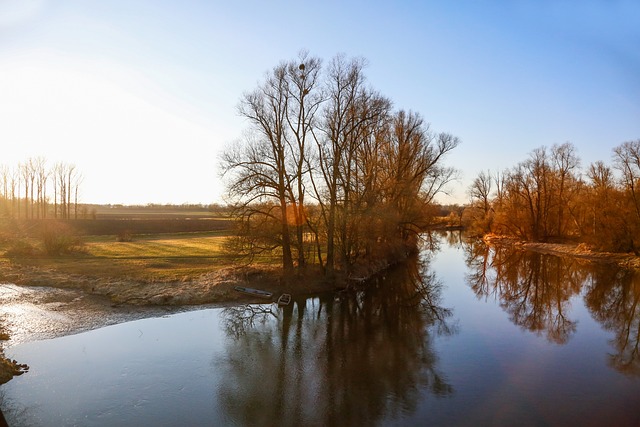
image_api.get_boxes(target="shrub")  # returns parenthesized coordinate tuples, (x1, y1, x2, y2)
(116, 230, 134, 242)
(4, 239, 37, 257)
(41, 222, 84, 255)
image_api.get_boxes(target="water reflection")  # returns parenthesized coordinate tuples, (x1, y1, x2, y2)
(584, 267, 640, 376)
(217, 255, 454, 426)
(465, 241, 584, 344)
(465, 240, 640, 375)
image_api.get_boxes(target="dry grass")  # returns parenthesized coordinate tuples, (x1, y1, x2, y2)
(2, 231, 280, 283)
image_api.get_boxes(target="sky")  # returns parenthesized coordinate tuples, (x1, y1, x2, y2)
(1, 0, 639, 205)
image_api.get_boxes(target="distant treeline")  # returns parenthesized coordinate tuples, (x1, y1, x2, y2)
(0, 157, 82, 220)
(88, 203, 232, 219)
(465, 140, 640, 253)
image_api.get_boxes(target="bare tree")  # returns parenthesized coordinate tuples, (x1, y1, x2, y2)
(614, 140, 640, 221)
(222, 53, 460, 279)
(283, 52, 323, 268)
(492, 147, 551, 241)
(53, 162, 78, 219)
(19, 160, 34, 219)
(582, 161, 625, 249)
(222, 60, 296, 274)
(32, 156, 48, 219)
(10, 166, 18, 218)
(318, 54, 379, 274)
(0, 165, 8, 200)
(0, 164, 9, 216)
(73, 171, 83, 219)
(467, 170, 494, 234)
(469, 170, 493, 216)
(385, 111, 459, 243)
(612, 140, 640, 252)
(550, 142, 580, 238)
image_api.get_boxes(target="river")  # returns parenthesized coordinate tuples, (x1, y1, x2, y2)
(1, 231, 640, 426)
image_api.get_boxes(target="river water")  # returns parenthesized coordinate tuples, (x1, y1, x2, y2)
(2, 232, 640, 426)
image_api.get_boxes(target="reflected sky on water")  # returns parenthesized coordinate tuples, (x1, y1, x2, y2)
(2, 232, 640, 426)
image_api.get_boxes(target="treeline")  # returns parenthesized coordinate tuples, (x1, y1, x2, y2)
(0, 157, 82, 220)
(465, 140, 640, 253)
(221, 52, 459, 277)
(90, 203, 232, 218)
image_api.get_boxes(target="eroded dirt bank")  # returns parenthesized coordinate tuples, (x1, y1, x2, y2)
(0, 263, 337, 306)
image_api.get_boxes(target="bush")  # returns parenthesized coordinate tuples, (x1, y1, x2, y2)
(4, 239, 37, 257)
(41, 222, 84, 255)
(116, 230, 134, 242)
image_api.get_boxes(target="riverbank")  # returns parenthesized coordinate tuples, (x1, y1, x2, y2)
(0, 262, 339, 384)
(483, 234, 640, 269)
(0, 262, 338, 306)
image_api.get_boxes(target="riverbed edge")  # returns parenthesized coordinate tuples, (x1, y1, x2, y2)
(482, 233, 640, 269)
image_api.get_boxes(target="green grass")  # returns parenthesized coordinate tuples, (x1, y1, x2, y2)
(87, 232, 229, 258)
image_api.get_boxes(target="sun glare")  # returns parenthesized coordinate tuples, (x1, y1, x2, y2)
(0, 57, 223, 204)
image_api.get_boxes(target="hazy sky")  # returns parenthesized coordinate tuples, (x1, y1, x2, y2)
(1, 0, 639, 205)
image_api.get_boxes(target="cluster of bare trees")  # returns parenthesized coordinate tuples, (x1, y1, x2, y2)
(0, 157, 82, 220)
(466, 140, 640, 253)
(221, 52, 459, 277)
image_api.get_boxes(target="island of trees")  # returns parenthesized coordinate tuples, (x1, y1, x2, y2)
(221, 52, 459, 280)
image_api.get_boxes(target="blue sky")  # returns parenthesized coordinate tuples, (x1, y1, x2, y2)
(1, 0, 638, 204)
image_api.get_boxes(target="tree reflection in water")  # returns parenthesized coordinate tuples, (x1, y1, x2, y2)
(465, 239, 640, 375)
(465, 241, 585, 344)
(216, 255, 454, 426)
(584, 267, 640, 376)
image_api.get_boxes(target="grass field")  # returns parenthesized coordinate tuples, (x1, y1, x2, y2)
(0, 230, 242, 282)
(0, 205, 290, 285)
(83, 231, 237, 281)
(0, 202, 279, 283)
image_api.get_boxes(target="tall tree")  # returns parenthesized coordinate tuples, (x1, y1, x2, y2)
(550, 142, 580, 238)
(583, 161, 627, 250)
(317, 55, 366, 275)
(317, 55, 393, 274)
(33, 156, 48, 219)
(283, 52, 323, 269)
(613, 140, 640, 253)
(385, 111, 459, 243)
(467, 170, 494, 234)
(222, 60, 296, 273)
